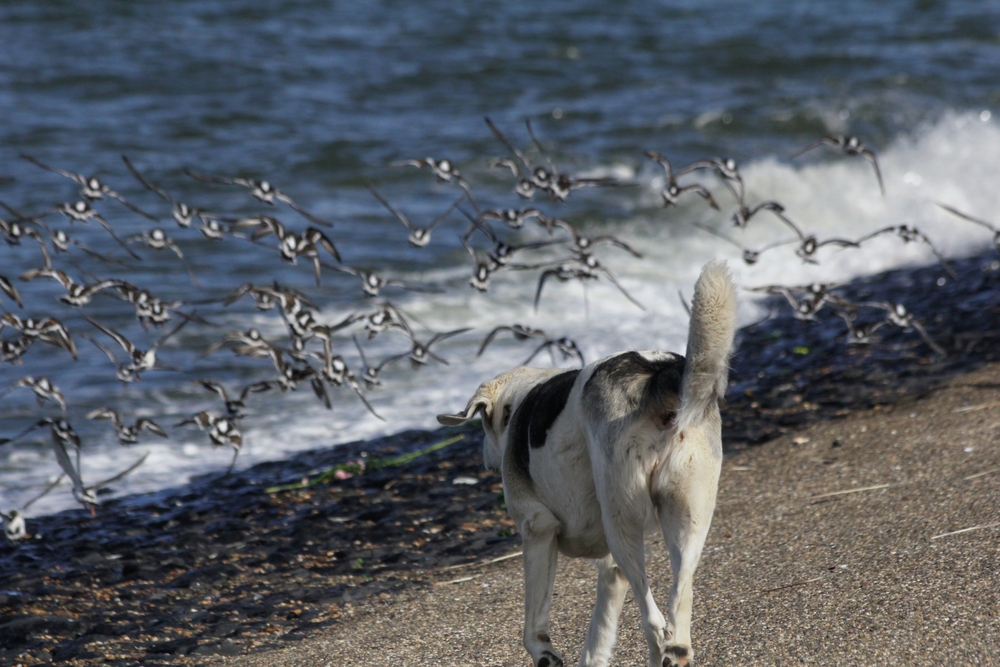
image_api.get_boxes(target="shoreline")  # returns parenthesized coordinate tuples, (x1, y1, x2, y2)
(1, 251, 998, 666)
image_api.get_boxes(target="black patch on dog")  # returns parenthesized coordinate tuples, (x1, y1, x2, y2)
(664, 645, 689, 658)
(510, 370, 580, 476)
(585, 351, 685, 413)
(582, 352, 687, 451)
(537, 651, 563, 667)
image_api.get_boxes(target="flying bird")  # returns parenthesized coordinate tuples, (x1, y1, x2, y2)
(183, 169, 334, 227)
(20, 153, 158, 220)
(86, 408, 168, 445)
(790, 135, 884, 196)
(366, 184, 464, 248)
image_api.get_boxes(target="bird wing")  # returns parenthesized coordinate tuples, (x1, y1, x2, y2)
(20, 154, 80, 182)
(645, 151, 675, 181)
(89, 453, 149, 491)
(309, 319, 354, 345)
(122, 155, 174, 203)
(913, 233, 958, 280)
(387, 159, 425, 169)
(484, 117, 532, 170)
(349, 383, 384, 420)
(678, 183, 720, 210)
(309, 377, 331, 410)
(533, 269, 561, 311)
(20, 474, 66, 511)
(477, 325, 515, 356)
(374, 351, 408, 374)
(152, 313, 191, 349)
(197, 379, 229, 402)
(51, 437, 86, 495)
(274, 191, 334, 227)
(788, 138, 832, 160)
(524, 118, 558, 178)
(0, 420, 49, 447)
(852, 226, 896, 245)
(689, 222, 742, 250)
(0, 276, 23, 307)
(386, 279, 444, 294)
(331, 264, 364, 280)
(814, 236, 860, 249)
(757, 237, 801, 253)
(20, 267, 73, 290)
(102, 186, 159, 221)
(366, 184, 415, 232)
(768, 208, 805, 239)
(86, 318, 135, 355)
(85, 407, 119, 424)
(905, 317, 946, 356)
(674, 158, 720, 176)
(936, 203, 998, 232)
(426, 327, 473, 349)
(183, 169, 238, 185)
(488, 157, 523, 179)
(594, 265, 645, 311)
(859, 148, 885, 196)
(86, 211, 142, 260)
(459, 206, 498, 243)
(249, 216, 286, 240)
(591, 235, 643, 258)
(200, 333, 239, 358)
(137, 419, 168, 438)
(304, 228, 341, 261)
(83, 334, 122, 366)
(426, 193, 466, 232)
(521, 340, 552, 366)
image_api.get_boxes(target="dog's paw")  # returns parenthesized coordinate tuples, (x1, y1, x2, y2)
(537, 650, 564, 667)
(661, 645, 690, 667)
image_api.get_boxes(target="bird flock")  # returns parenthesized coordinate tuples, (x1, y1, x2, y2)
(2, 117, 996, 540)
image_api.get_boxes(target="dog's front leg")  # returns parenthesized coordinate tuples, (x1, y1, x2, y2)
(578, 555, 628, 667)
(520, 506, 563, 667)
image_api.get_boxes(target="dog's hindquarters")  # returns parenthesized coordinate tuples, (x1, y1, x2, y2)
(654, 260, 736, 664)
(580, 260, 737, 667)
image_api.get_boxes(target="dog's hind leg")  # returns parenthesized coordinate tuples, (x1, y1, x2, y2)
(520, 506, 564, 667)
(655, 451, 721, 666)
(597, 491, 670, 667)
(578, 555, 628, 667)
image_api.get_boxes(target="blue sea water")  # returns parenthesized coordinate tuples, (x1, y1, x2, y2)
(2, 0, 999, 516)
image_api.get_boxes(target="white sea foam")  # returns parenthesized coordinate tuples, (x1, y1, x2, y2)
(4, 111, 999, 519)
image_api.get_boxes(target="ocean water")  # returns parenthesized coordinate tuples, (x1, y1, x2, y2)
(2, 0, 999, 517)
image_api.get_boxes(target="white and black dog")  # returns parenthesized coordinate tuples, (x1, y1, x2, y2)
(438, 261, 737, 667)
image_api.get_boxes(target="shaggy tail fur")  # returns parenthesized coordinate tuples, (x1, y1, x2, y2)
(676, 260, 738, 433)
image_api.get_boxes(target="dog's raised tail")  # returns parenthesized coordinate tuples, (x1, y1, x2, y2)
(676, 260, 738, 434)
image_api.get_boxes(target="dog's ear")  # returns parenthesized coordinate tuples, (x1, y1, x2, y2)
(437, 384, 493, 425)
